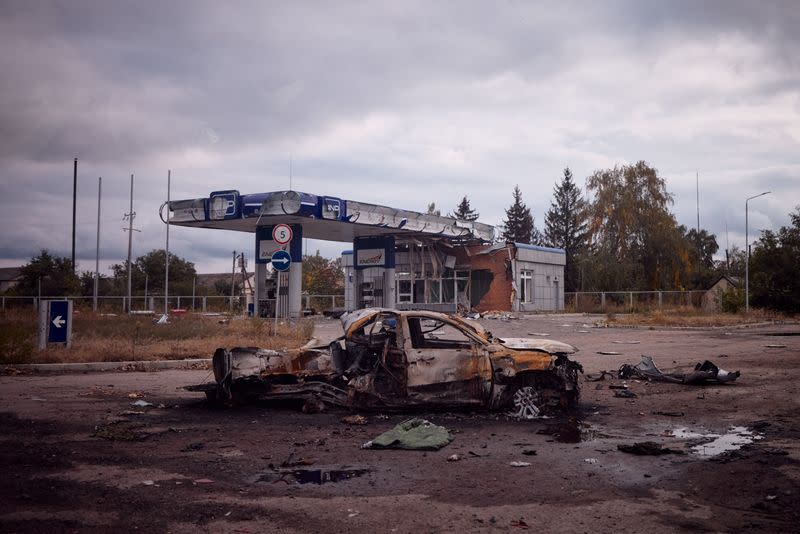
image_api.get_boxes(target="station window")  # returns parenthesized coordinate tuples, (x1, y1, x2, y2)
(520, 270, 533, 303)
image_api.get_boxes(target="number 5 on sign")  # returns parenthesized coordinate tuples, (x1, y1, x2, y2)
(272, 224, 293, 245)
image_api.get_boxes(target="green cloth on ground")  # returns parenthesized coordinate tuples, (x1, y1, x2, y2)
(362, 418, 454, 451)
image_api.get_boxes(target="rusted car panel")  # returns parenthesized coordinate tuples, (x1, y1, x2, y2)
(187, 309, 582, 416)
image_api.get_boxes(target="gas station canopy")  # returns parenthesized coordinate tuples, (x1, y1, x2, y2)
(164, 189, 496, 243)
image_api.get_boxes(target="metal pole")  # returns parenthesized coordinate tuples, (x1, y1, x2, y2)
(192, 276, 196, 311)
(126, 174, 135, 313)
(230, 250, 236, 314)
(144, 274, 148, 310)
(72, 157, 77, 273)
(165, 170, 171, 316)
(93, 177, 102, 312)
(745, 191, 770, 313)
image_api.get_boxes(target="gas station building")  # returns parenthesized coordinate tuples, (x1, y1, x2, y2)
(167, 189, 565, 317)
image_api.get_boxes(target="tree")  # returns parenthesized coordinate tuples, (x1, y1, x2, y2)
(683, 227, 719, 289)
(583, 161, 692, 290)
(302, 252, 344, 295)
(750, 206, 800, 312)
(502, 186, 541, 245)
(426, 202, 441, 216)
(544, 167, 588, 292)
(453, 196, 479, 221)
(110, 249, 196, 296)
(13, 250, 80, 296)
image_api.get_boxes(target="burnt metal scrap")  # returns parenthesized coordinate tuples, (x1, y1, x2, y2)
(186, 308, 582, 416)
(618, 356, 740, 385)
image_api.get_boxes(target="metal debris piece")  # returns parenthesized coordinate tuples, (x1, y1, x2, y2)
(653, 411, 684, 417)
(447, 454, 462, 462)
(614, 390, 637, 398)
(509, 461, 531, 467)
(612, 341, 640, 345)
(597, 351, 621, 355)
(130, 400, 154, 408)
(618, 356, 740, 384)
(341, 415, 368, 425)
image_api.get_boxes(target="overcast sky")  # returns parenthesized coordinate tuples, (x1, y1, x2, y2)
(1, 0, 798, 275)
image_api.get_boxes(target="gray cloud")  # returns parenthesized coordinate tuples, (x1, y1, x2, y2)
(1, 0, 798, 273)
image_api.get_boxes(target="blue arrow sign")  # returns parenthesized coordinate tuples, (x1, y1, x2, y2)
(271, 249, 292, 272)
(48, 300, 69, 343)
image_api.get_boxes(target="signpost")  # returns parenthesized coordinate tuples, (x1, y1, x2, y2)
(38, 299, 73, 349)
(270, 249, 292, 272)
(272, 224, 293, 245)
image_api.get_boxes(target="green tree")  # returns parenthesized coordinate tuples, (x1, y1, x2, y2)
(683, 227, 719, 289)
(110, 249, 196, 296)
(584, 161, 691, 290)
(302, 252, 344, 295)
(502, 185, 540, 245)
(750, 206, 800, 312)
(13, 250, 80, 296)
(544, 167, 588, 292)
(453, 196, 479, 221)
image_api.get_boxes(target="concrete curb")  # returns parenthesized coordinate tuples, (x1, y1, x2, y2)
(1, 358, 211, 374)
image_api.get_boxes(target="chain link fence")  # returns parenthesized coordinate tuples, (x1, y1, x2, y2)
(565, 290, 706, 313)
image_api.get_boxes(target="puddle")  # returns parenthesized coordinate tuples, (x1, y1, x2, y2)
(257, 468, 371, 485)
(537, 418, 594, 443)
(670, 426, 763, 457)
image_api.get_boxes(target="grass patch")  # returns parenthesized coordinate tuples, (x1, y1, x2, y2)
(604, 307, 785, 327)
(0, 310, 316, 364)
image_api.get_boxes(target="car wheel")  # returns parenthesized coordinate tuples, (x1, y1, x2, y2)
(511, 386, 542, 419)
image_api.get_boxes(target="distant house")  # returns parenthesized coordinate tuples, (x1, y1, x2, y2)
(703, 275, 741, 312)
(0, 267, 23, 293)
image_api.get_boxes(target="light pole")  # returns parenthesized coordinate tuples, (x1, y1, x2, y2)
(745, 191, 770, 313)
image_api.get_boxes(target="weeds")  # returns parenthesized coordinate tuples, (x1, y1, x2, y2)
(0, 310, 315, 364)
(605, 307, 784, 327)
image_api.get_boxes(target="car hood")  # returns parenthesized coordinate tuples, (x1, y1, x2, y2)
(496, 338, 577, 354)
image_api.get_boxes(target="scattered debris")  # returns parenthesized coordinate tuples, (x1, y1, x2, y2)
(653, 411, 684, 417)
(142, 480, 155, 486)
(597, 351, 621, 355)
(155, 314, 169, 325)
(127, 392, 144, 399)
(292, 469, 369, 485)
(193, 478, 214, 484)
(584, 458, 598, 464)
(577, 330, 590, 334)
(608, 384, 628, 389)
(130, 400, 155, 408)
(510, 518, 530, 529)
(362, 419, 454, 451)
(617, 441, 685, 456)
(521, 449, 537, 456)
(614, 390, 637, 398)
(764, 344, 787, 348)
(341, 415, 368, 425)
(92, 422, 148, 442)
(29, 397, 47, 402)
(527, 332, 550, 337)
(612, 341, 641, 345)
(447, 454, 462, 462)
(509, 461, 531, 467)
(618, 356, 740, 384)
(182, 442, 205, 452)
(585, 371, 616, 382)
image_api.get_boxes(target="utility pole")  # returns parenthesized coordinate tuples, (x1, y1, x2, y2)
(165, 170, 171, 316)
(93, 177, 102, 312)
(123, 174, 140, 312)
(72, 158, 77, 273)
(230, 250, 236, 314)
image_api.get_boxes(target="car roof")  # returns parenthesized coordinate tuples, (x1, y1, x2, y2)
(341, 308, 487, 338)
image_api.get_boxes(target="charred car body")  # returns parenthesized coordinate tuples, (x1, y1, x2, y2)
(187, 309, 582, 417)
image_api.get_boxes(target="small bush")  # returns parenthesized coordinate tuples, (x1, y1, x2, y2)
(0, 321, 35, 364)
(720, 288, 745, 314)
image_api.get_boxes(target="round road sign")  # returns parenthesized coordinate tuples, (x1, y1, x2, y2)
(271, 250, 292, 272)
(272, 224, 293, 244)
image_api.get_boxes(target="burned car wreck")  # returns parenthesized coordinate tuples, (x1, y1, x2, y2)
(187, 309, 582, 417)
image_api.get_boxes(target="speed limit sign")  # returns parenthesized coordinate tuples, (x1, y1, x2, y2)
(272, 224, 293, 245)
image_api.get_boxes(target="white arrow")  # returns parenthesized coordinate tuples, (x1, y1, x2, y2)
(272, 257, 290, 265)
(52, 315, 66, 328)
